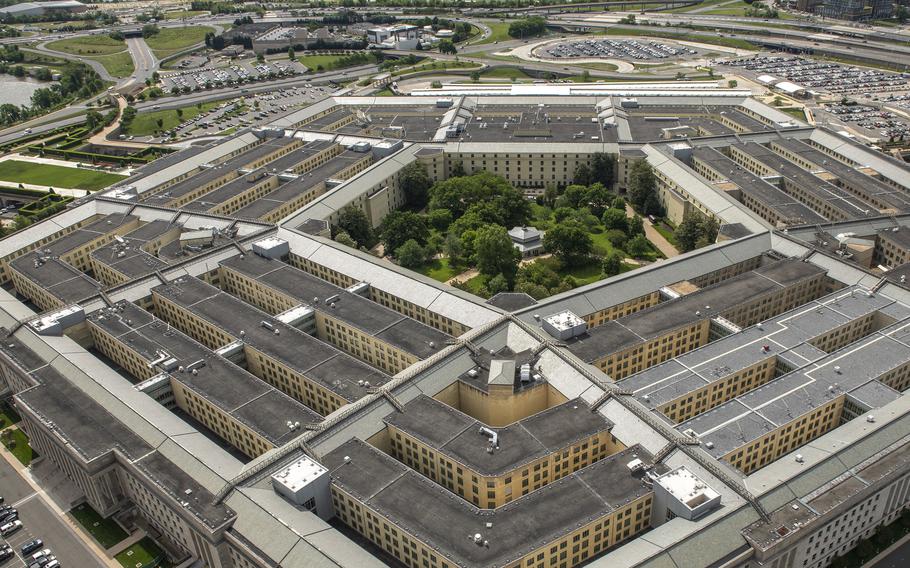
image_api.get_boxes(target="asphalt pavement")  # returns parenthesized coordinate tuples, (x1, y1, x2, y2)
(0, 456, 106, 568)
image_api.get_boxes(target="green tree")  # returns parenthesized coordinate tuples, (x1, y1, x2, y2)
(601, 208, 627, 231)
(728, 79, 738, 88)
(486, 273, 510, 295)
(470, 70, 480, 82)
(333, 205, 375, 248)
(438, 40, 457, 54)
(85, 109, 104, 130)
(142, 23, 159, 38)
(674, 213, 701, 252)
(573, 162, 593, 186)
(559, 184, 589, 209)
(602, 251, 623, 277)
(395, 239, 427, 268)
(473, 225, 520, 282)
(589, 153, 616, 187)
(334, 230, 357, 248)
(544, 220, 593, 268)
(288, 47, 296, 60)
(380, 210, 429, 254)
(399, 161, 432, 208)
(626, 235, 650, 258)
(628, 214, 644, 237)
(428, 208, 453, 231)
(444, 231, 463, 265)
(627, 159, 662, 216)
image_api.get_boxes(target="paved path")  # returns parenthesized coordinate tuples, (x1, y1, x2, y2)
(626, 205, 680, 258)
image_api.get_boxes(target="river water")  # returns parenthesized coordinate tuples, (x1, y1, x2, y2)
(0, 75, 46, 107)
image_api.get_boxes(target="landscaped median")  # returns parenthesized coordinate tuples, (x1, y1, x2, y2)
(45, 35, 135, 78)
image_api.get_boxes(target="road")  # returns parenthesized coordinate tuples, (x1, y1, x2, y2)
(0, 452, 106, 568)
(123, 36, 159, 90)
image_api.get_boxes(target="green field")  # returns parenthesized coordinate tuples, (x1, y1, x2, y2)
(298, 53, 375, 72)
(71, 503, 129, 549)
(124, 101, 221, 136)
(46, 34, 135, 77)
(145, 26, 213, 58)
(93, 51, 135, 78)
(115, 537, 171, 568)
(47, 34, 126, 56)
(0, 161, 126, 190)
(780, 107, 807, 121)
(473, 21, 514, 45)
(414, 258, 459, 282)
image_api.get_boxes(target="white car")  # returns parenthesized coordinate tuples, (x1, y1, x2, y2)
(32, 548, 52, 560)
(0, 520, 21, 535)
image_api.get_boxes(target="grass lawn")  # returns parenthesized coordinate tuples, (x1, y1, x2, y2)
(0, 161, 126, 190)
(145, 26, 213, 58)
(46, 34, 134, 77)
(47, 35, 126, 56)
(463, 273, 489, 295)
(71, 503, 129, 549)
(298, 53, 374, 72)
(780, 107, 806, 121)
(115, 537, 171, 568)
(0, 403, 20, 429)
(663, 0, 736, 12)
(93, 51, 135, 78)
(474, 21, 513, 45)
(575, 62, 620, 72)
(414, 258, 460, 282)
(588, 229, 625, 257)
(394, 59, 478, 76)
(124, 101, 220, 136)
(2, 428, 35, 466)
(654, 221, 679, 247)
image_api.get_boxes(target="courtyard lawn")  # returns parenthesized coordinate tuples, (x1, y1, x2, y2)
(536, 256, 604, 286)
(71, 503, 129, 549)
(115, 537, 171, 568)
(414, 258, 459, 282)
(780, 107, 807, 122)
(0, 161, 126, 190)
(2, 428, 35, 466)
(47, 35, 126, 57)
(145, 26, 213, 58)
(124, 101, 221, 136)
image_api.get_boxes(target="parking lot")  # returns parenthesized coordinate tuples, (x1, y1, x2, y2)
(0, 456, 105, 568)
(150, 84, 335, 142)
(725, 56, 910, 95)
(817, 102, 910, 140)
(160, 59, 308, 93)
(539, 39, 700, 61)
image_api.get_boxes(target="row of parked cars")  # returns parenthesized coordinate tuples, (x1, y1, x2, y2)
(0, 497, 60, 567)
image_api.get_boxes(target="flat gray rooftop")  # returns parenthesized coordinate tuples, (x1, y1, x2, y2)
(140, 137, 299, 205)
(735, 142, 878, 220)
(565, 259, 825, 363)
(692, 146, 827, 225)
(384, 395, 612, 475)
(324, 438, 658, 568)
(89, 301, 322, 444)
(221, 253, 450, 358)
(10, 257, 100, 304)
(152, 276, 389, 402)
(232, 150, 368, 220)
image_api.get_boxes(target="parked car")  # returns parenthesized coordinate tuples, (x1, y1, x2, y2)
(0, 547, 12, 562)
(20, 539, 42, 556)
(0, 520, 22, 536)
(0, 510, 18, 524)
(31, 549, 52, 561)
